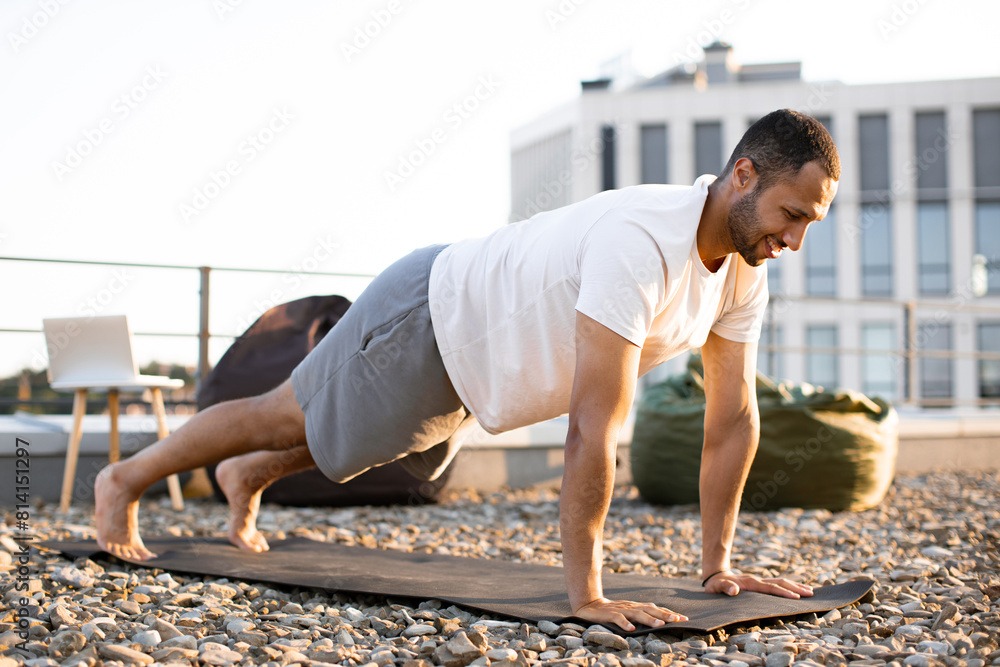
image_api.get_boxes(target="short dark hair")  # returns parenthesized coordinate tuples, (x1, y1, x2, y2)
(717, 109, 841, 191)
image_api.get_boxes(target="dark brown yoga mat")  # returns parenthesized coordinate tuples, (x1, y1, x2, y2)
(43, 536, 874, 636)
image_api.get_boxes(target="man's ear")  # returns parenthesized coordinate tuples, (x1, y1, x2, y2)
(731, 157, 756, 193)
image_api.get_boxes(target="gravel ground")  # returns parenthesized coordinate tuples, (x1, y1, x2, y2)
(1, 470, 999, 667)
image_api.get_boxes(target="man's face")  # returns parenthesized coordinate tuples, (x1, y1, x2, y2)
(726, 160, 839, 267)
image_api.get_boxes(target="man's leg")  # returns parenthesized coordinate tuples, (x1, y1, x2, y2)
(215, 445, 316, 553)
(95, 379, 306, 561)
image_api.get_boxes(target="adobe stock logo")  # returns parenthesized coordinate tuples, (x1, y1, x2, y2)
(383, 75, 501, 192)
(340, 0, 409, 63)
(51, 65, 168, 181)
(7, 0, 71, 53)
(178, 107, 294, 224)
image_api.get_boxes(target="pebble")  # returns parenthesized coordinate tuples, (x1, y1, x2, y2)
(201, 648, 244, 665)
(538, 620, 560, 635)
(764, 653, 794, 667)
(203, 583, 239, 599)
(486, 648, 518, 661)
(920, 546, 953, 558)
(446, 631, 487, 659)
(895, 624, 925, 637)
(161, 634, 198, 650)
(586, 631, 630, 651)
(46, 631, 85, 659)
(53, 566, 94, 589)
(97, 644, 154, 665)
(119, 599, 141, 615)
(225, 618, 255, 635)
(917, 640, 951, 655)
(404, 623, 438, 637)
(5, 470, 998, 665)
(148, 617, 183, 640)
(131, 630, 161, 647)
(933, 602, 961, 630)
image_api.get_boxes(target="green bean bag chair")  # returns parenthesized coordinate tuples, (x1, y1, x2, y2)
(630, 354, 898, 512)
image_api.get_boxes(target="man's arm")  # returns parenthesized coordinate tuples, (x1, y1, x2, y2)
(561, 312, 686, 632)
(699, 331, 813, 598)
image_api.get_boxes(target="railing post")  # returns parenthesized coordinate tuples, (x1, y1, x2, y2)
(198, 266, 211, 391)
(904, 300, 918, 406)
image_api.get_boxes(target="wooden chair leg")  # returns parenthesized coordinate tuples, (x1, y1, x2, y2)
(151, 387, 185, 511)
(108, 389, 120, 463)
(60, 389, 88, 513)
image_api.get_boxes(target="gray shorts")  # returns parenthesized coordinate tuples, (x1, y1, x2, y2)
(290, 244, 476, 483)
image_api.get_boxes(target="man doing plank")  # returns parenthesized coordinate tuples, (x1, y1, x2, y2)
(96, 108, 839, 632)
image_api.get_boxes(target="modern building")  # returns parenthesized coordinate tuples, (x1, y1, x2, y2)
(509, 42, 1000, 410)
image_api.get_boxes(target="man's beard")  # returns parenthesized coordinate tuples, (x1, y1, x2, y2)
(726, 187, 766, 266)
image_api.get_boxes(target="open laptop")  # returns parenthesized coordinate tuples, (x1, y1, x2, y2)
(42, 315, 185, 391)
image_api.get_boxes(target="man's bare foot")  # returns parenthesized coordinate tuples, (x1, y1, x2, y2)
(215, 457, 270, 553)
(95, 464, 157, 561)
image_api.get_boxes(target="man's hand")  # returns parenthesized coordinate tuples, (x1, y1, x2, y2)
(574, 598, 688, 633)
(703, 571, 814, 599)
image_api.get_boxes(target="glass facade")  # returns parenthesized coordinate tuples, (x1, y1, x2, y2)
(973, 109, 1000, 189)
(973, 109, 1000, 294)
(914, 112, 948, 191)
(640, 124, 668, 184)
(858, 114, 892, 297)
(862, 323, 897, 401)
(600, 125, 616, 191)
(694, 121, 723, 177)
(806, 207, 837, 296)
(976, 201, 1000, 294)
(860, 203, 893, 296)
(916, 202, 950, 295)
(979, 323, 1000, 398)
(859, 114, 891, 192)
(806, 325, 838, 389)
(918, 322, 952, 399)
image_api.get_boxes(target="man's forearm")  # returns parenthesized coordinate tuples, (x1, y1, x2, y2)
(560, 433, 616, 611)
(699, 421, 758, 577)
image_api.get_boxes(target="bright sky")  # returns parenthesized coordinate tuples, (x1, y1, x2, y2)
(2, 0, 998, 378)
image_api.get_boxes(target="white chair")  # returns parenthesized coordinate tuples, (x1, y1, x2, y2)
(42, 315, 186, 513)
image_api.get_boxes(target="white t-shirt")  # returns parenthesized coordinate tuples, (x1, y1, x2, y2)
(428, 176, 768, 435)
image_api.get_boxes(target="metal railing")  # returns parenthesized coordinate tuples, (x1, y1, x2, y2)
(759, 293, 1000, 408)
(6, 256, 1000, 410)
(0, 255, 376, 395)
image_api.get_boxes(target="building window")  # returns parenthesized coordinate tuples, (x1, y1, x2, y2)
(757, 322, 783, 381)
(806, 207, 836, 296)
(978, 322, 1000, 398)
(859, 114, 891, 192)
(694, 121, 723, 177)
(977, 201, 1000, 294)
(974, 109, 1000, 294)
(806, 325, 838, 389)
(860, 204, 893, 297)
(917, 202, 950, 295)
(914, 112, 949, 191)
(640, 124, 668, 184)
(973, 109, 1000, 189)
(600, 125, 616, 191)
(862, 323, 897, 401)
(918, 322, 952, 400)
(858, 114, 892, 298)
